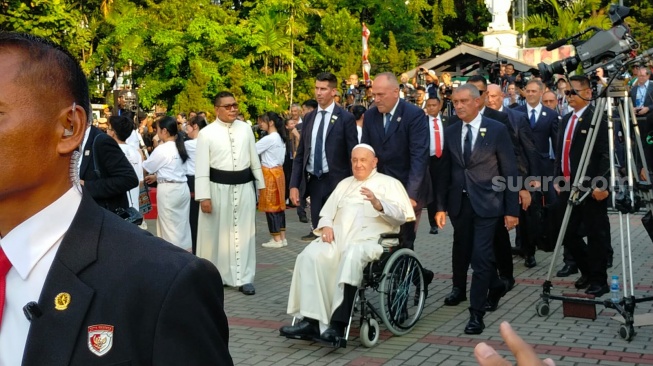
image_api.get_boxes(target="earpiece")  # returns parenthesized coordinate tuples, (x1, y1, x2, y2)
(64, 102, 77, 137)
(63, 128, 74, 137)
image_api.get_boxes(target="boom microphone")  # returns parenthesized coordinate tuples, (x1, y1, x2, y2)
(546, 38, 569, 51)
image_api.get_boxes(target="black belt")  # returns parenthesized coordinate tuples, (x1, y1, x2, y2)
(308, 172, 329, 182)
(210, 168, 254, 185)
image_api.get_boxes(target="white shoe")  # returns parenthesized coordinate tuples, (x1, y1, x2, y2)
(282, 239, 288, 246)
(262, 238, 284, 248)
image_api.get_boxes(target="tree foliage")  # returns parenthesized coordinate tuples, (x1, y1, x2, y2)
(2, 0, 651, 117)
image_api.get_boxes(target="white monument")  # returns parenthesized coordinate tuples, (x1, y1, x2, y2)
(482, 0, 519, 59)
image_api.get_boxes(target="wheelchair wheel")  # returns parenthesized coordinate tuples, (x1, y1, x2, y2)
(359, 318, 380, 348)
(378, 248, 425, 335)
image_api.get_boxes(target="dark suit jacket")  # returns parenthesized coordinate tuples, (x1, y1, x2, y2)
(515, 104, 560, 175)
(502, 107, 541, 178)
(428, 115, 449, 208)
(631, 82, 653, 112)
(290, 105, 357, 197)
(553, 106, 610, 186)
(79, 126, 139, 212)
(361, 99, 430, 205)
(22, 192, 233, 366)
(436, 116, 520, 218)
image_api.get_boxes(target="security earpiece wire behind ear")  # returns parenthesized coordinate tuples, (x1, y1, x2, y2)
(63, 102, 76, 136)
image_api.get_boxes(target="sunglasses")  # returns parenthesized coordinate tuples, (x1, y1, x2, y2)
(217, 103, 239, 110)
(564, 88, 588, 96)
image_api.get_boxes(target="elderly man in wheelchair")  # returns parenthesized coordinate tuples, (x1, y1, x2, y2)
(280, 144, 425, 347)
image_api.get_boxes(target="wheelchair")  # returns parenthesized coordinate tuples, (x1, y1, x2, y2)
(285, 232, 427, 348)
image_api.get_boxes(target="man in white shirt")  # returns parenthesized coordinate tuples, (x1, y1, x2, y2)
(0, 31, 231, 366)
(425, 97, 447, 235)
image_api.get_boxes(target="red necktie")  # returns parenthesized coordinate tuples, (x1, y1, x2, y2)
(434, 117, 442, 158)
(563, 115, 578, 179)
(0, 247, 11, 327)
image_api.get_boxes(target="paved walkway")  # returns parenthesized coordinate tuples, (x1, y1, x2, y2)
(149, 208, 653, 365)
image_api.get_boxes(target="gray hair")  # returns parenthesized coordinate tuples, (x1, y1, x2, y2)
(455, 83, 480, 98)
(375, 72, 400, 88)
(526, 79, 545, 91)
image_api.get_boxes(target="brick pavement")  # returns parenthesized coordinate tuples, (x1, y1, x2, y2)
(148, 209, 653, 365)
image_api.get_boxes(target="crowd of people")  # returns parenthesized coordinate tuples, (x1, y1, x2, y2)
(3, 29, 653, 364)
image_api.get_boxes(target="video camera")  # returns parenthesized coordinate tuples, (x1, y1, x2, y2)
(538, 5, 638, 82)
(341, 79, 370, 106)
(121, 90, 139, 113)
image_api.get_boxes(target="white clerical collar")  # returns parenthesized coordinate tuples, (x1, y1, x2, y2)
(0, 188, 82, 280)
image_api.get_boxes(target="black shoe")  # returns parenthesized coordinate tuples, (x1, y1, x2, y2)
(320, 327, 343, 343)
(239, 283, 255, 295)
(418, 269, 435, 303)
(574, 275, 590, 289)
(556, 263, 578, 277)
(607, 256, 613, 268)
(524, 256, 537, 268)
(484, 282, 507, 312)
(429, 226, 439, 235)
(464, 310, 485, 335)
(444, 287, 467, 306)
(280, 319, 319, 338)
(585, 283, 610, 297)
(301, 232, 318, 241)
(423, 269, 434, 285)
(298, 215, 308, 223)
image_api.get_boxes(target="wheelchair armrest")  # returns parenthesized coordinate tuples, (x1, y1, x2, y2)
(379, 232, 401, 239)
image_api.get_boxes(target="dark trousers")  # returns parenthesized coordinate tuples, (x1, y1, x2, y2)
(265, 211, 286, 234)
(330, 284, 358, 325)
(283, 157, 293, 201)
(555, 191, 610, 285)
(493, 217, 514, 281)
(450, 195, 503, 313)
(306, 173, 332, 230)
(187, 175, 198, 254)
(297, 197, 307, 219)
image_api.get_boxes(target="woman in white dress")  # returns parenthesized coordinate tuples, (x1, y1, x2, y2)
(183, 116, 208, 254)
(107, 115, 143, 213)
(256, 112, 288, 248)
(143, 116, 192, 250)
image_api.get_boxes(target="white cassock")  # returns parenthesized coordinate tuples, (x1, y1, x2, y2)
(195, 119, 265, 286)
(286, 170, 415, 328)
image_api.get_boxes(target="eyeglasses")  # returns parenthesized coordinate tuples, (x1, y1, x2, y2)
(217, 103, 239, 110)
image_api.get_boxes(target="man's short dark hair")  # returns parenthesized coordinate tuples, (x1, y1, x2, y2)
(302, 99, 318, 109)
(426, 96, 441, 103)
(109, 115, 135, 142)
(351, 105, 367, 120)
(556, 78, 568, 86)
(316, 72, 338, 89)
(467, 75, 488, 86)
(416, 86, 427, 92)
(178, 112, 187, 118)
(214, 91, 235, 106)
(569, 75, 591, 89)
(0, 32, 91, 123)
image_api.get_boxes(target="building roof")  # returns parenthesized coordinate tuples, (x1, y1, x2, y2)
(405, 43, 536, 78)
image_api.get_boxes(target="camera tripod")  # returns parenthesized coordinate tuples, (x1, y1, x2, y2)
(536, 80, 653, 341)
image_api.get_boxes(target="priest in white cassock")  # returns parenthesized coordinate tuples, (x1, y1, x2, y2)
(195, 91, 265, 296)
(280, 144, 415, 342)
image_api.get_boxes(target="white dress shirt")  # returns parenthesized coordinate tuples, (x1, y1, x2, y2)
(143, 141, 187, 182)
(385, 99, 400, 129)
(460, 112, 482, 151)
(184, 139, 198, 176)
(0, 188, 82, 366)
(527, 103, 543, 125)
(561, 105, 589, 175)
(119, 143, 144, 210)
(256, 132, 285, 168)
(429, 114, 444, 157)
(307, 102, 335, 175)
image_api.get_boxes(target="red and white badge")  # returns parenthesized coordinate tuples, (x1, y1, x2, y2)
(87, 324, 114, 356)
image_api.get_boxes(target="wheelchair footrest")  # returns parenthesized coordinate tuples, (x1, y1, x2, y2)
(280, 331, 347, 348)
(279, 331, 314, 341)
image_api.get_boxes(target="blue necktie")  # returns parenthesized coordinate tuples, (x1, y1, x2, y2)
(384, 113, 392, 135)
(530, 109, 537, 129)
(464, 124, 472, 166)
(313, 111, 327, 177)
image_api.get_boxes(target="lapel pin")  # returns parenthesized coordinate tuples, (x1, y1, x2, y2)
(88, 324, 114, 356)
(480, 127, 487, 138)
(84, 150, 90, 156)
(542, 112, 547, 116)
(397, 117, 402, 123)
(55, 292, 71, 310)
(581, 130, 587, 134)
